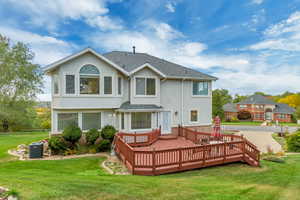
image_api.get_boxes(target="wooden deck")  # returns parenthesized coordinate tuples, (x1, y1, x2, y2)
(114, 126, 260, 175)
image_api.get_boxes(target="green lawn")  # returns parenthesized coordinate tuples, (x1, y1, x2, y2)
(1, 132, 300, 200)
(222, 121, 300, 127)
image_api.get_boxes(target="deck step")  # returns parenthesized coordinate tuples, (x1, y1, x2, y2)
(159, 134, 178, 140)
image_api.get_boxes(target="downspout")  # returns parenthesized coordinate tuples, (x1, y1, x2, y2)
(181, 79, 185, 126)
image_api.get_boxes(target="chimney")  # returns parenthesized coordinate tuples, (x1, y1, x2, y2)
(132, 46, 136, 54)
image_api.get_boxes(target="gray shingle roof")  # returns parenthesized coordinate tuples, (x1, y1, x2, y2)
(103, 51, 217, 80)
(223, 103, 237, 112)
(274, 103, 295, 114)
(119, 101, 162, 110)
(237, 94, 276, 105)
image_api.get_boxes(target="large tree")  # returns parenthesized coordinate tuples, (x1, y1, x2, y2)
(0, 35, 43, 131)
(212, 89, 232, 119)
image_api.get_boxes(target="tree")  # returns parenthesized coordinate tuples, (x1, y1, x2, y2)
(233, 94, 248, 103)
(254, 91, 268, 96)
(212, 89, 232, 119)
(0, 35, 43, 131)
(278, 94, 300, 108)
(294, 106, 300, 120)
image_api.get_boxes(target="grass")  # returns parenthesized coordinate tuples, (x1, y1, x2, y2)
(1, 132, 300, 200)
(222, 121, 300, 127)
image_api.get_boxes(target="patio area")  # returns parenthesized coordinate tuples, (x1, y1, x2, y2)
(114, 126, 260, 175)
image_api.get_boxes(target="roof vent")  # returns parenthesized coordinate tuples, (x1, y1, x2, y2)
(132, 46, 136, 54)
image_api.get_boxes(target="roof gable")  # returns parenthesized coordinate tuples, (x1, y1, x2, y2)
(129, 63, 166, 78)
(43, 48, 129, 76)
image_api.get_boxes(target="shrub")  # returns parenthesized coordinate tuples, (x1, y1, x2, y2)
(48, 136, 67, 155)
(96, 139, 111, 152)
(287, 132, 300, 152)
(62, 124, 82, 145)
(230, 116, 239, 122)
(101, 125, 117, 142)
(86, 128, 100, 145)
(263, 156, 285, 163)
(41, 119, 51, 129)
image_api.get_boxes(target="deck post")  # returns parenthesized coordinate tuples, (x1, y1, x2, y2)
(241, 134, 246, 161)
(223, 141, 226, 163)
(132, 150, 135, 175)
(178, 148, 182, 170)
(152, 148, 156, 175)
(134, 132, 137, 144)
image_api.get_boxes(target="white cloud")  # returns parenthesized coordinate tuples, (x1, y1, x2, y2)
(0, 26, 73, 65)
(5, 0, 120, 31)
(165, 2, 176, 13)
(250, 11, 300, 51)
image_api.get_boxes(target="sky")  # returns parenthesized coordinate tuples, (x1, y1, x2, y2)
(1, 0, 300, 101)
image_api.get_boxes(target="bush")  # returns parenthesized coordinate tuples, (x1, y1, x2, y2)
(41, 119, 51, 129)
(96, 139, 111, 152)
(86, 128, 100, 145)
(230, 116, 239, 122)
(101, 125, 117, 142)
(62, 124, 82, 145)
(263, 156, 285, 163)
(48, 136, 67, 155)
(287, 132, 300, 152)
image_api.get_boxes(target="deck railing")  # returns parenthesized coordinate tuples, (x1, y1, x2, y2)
(117, 129, 161, 147)
(114, 126, 260, 175)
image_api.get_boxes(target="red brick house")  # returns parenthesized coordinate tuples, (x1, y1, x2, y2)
(223, 94, 295, 122)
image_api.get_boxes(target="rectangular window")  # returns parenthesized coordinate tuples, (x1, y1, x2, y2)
(80, 75, 99, 94)
(57, 113, 78, 131)
(65, 75, 75, 94)
(131, 112, 151, 129)
(53, 74, 59, 94)
(192, 81, 209, 95)
(136, 77, 156, 96)
(121, 113, 125, 129)
(190, 110, 198, 122)
(239, 105, 247, 108)
(82, 113, 101, 130)
(118, 77, 122, 95)
(104, 76, 112, 95)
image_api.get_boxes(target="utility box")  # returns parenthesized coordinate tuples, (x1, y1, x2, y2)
(29, 142, 44, 159)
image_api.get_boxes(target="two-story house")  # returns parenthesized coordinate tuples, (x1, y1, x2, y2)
(44, 48, 217, 135)
(223, 94, 295, 122)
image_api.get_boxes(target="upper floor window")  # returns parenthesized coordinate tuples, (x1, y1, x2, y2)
(53, 74, 59, 95)
(192, 81, 208, 96)
(136, 77, 156, 96)
(118, 77, 122, 95)
(65, 74, 75, 94)
(104, 76, 112, 95)
(79, 65, 100, 95)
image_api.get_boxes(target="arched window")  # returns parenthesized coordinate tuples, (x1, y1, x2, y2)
(79, 64, 100, 94)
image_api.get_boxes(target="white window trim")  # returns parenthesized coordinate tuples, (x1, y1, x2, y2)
(55, 111, 102, 132)
(191, 81, 210, 98)
(130, 112, 153, 131)
(81, 111, 102, 131)
(134, 76, 158, 97)
(189, 109, 199, 123)
(63, 73, 76, 96)
(53, 74, 60, 97)
(117, 76, 123, 96)
(78, 64, 101, 96)
(103, 75, 114, 96)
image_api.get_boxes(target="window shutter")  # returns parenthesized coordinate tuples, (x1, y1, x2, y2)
(104, 76, 112, 94)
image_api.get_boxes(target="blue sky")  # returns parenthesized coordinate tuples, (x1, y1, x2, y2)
(1, 0, 300, 101)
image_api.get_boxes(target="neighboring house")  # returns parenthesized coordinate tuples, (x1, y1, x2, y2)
(43, 48, 217, 134)
(223, 94, 295, 122)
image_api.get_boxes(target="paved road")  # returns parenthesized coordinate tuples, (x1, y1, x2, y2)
(222, 125, 298, 133)
(237, 131, 282, 153)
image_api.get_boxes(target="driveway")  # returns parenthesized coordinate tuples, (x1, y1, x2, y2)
(222, 125, 298, 133)
(236, 131, 282, 153)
